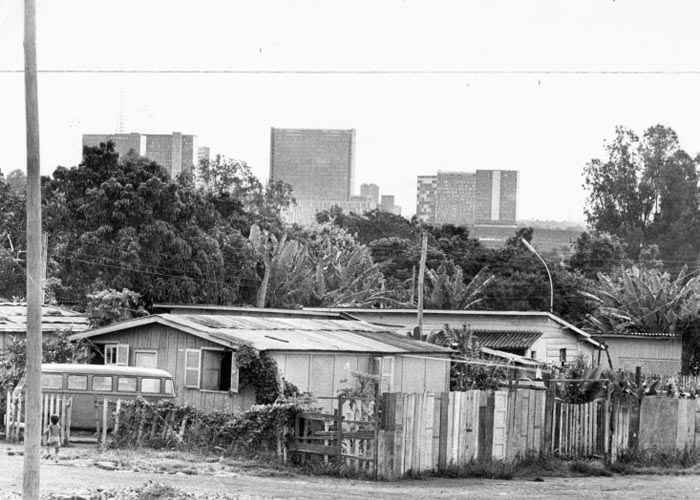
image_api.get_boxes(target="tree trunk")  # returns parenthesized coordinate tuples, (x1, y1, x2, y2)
(256, 257, 271, 308)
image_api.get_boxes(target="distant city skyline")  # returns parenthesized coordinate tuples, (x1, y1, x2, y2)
(6, 1, 700, 224)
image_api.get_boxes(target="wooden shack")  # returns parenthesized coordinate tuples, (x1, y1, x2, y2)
(70, 311, 453, 412)
(0, 302, 90, 352)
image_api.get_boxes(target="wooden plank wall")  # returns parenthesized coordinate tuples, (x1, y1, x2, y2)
(377, 388, 545, 479)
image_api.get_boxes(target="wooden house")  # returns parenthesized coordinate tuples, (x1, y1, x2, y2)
(305, 308, 603, 366)
(594, 332, 682, 375)
(0, 302, 90, 352)
(70, 311, 453, 412)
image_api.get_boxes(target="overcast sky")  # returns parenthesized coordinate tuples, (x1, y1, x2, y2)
(3, 1, 700, 223)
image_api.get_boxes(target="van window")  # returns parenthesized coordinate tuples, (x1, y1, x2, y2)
(164, 379, 174, 395)
(67, 375, 88, 390)
(141, 378, 160, 393)
(42, 373, 63, 390)
(117, 377, 137, 392)
(93, 376, 113, 392)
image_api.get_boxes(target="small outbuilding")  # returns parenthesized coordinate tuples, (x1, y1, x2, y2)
(70, 311, 453, 412)
(593, 332, 683, 376)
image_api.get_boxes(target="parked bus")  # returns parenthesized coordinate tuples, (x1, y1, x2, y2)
(41, 363, 176, 429)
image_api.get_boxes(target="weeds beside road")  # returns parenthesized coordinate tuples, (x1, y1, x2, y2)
(2, 444, 700, 499)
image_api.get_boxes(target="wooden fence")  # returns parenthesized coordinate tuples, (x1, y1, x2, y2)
(289, 395, 379, 475)
(5, 391, 73, 445)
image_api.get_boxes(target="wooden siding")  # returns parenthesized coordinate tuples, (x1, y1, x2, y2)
(340, 311, 597, 365)
(90, 324, 255, 412)
(602, 337, 682, 375)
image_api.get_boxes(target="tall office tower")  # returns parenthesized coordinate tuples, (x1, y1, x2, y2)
(380, 195, 396, 213)
(434, 171, 476, 226)
(82, 132, 196, 178)
(416, 175, 437, 223)
(360, 183, 380, 208)
(269, 128, 355, 203)
(197, 146, 211, 164)
(475, 170, 519, 224)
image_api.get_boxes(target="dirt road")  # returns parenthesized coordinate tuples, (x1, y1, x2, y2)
(1, 447, 699, 499)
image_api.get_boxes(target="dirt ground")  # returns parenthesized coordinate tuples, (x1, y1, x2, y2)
(1, 444, 700, 499)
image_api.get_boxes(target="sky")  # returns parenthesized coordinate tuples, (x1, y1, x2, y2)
(3, 1, 700, 223)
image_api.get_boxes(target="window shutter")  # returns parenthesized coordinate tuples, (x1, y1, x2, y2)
(116, 344, 129, 366)
(230, 357, 239, 394)
(184, 349, 201, 388)
(380, 356, 394, 393)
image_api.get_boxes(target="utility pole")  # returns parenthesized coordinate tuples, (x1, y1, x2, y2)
(416, 230, 428, 339)
(23, 0, 43, 498)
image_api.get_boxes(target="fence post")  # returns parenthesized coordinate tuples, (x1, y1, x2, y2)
(101, 398, 109, 447)
(543, 384, 554, 454)
(336, 395, 344, 463)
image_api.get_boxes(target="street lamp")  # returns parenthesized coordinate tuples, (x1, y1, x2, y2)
(521, 238, 553, 313)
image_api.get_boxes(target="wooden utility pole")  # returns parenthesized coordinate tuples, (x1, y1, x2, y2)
(23, 0, 43, 498)
(416, 231, 428, 339)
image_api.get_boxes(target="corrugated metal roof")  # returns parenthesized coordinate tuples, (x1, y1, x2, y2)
(472, 330, 542, 349)
(595, 332, 679, 339)
(73, 313, 453, 355)
(0, 303, 89, 333)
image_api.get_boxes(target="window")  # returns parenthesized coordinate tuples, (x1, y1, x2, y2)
(104, 344, 129, 366)
(559, 348, 567, 365)
(134, 350, 157, 369)
(141, 378, 161, 393)
(117, 377, 137, 392)
(530, 351, 537, 360)
(66, 375, 88, 390)
(201, 349, 233, 391)
(184, 349, 201, 388)
(42, 373, 63, 390)
(164, 379, 175, 395)
(93, 376, 113, 392)
(104, 345, 118, 364)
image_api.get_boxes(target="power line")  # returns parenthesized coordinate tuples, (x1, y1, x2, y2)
(4, 68, 700, 76)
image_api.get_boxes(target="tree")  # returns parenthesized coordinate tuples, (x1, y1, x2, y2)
(582, 266, 700, 335)
(583, 125, 700, 268)
(317, 207, 418, 244)
(44, 143, 258, 306)
(86, 288, 147, 327)
(568, 231, 629, 279)
(0, 172, 26, 299)
(424, 263, 494, 310)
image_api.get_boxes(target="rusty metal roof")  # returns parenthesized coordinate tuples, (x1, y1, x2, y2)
(472, 330, 542, 349)
(0, 302, 90, 333)
(72, 313, 453, 355)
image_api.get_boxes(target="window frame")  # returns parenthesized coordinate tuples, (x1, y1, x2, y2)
(559, 348, 567, 365)
(92, 375, 114, 393)
(184, 349, 202, 389)
(140, 377, 162, 394)
(133, 349, 158, 369)
(116, 376, 138, 393)
(66, 374, 88, 391)
(199, 347, 230, 393)
(42, 373, 64, 391)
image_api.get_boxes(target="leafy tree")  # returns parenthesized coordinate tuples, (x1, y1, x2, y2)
(568, 231, 629, 279)
(197, 155, 293, 234)
(583, 125, 700, 268)
(44, 143, 258, 306)
(424, 263, 494, 310)
(317, 207, 418, 244)
(86, 287, 148, 327)
(582, 266, 700, 335)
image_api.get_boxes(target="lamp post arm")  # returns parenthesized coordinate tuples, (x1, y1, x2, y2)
(521, 238, 554, 313)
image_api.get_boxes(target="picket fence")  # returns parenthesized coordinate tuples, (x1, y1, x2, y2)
(5, 391, 73, 445)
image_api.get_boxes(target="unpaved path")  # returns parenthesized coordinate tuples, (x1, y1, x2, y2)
(1, 447, 699, 499)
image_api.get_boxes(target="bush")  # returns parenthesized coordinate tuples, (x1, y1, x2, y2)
(110, 397, 303, 458)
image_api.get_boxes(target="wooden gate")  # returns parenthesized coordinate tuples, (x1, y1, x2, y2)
(5, 391, 72, 444)
(290, 395, 378, 476)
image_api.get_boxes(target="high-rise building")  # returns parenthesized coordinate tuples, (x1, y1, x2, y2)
(82, 132, 196, 178)
(360, 183, 380, 208)
(434, 172, 476, 226)
(380, 195, 395, 212)
(197, 146, 211, 164)
(475, 170, 518, 224)
(416, 169, 518, 226)
(416, 175, 437, 223)
(269, 128, 355, 204)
